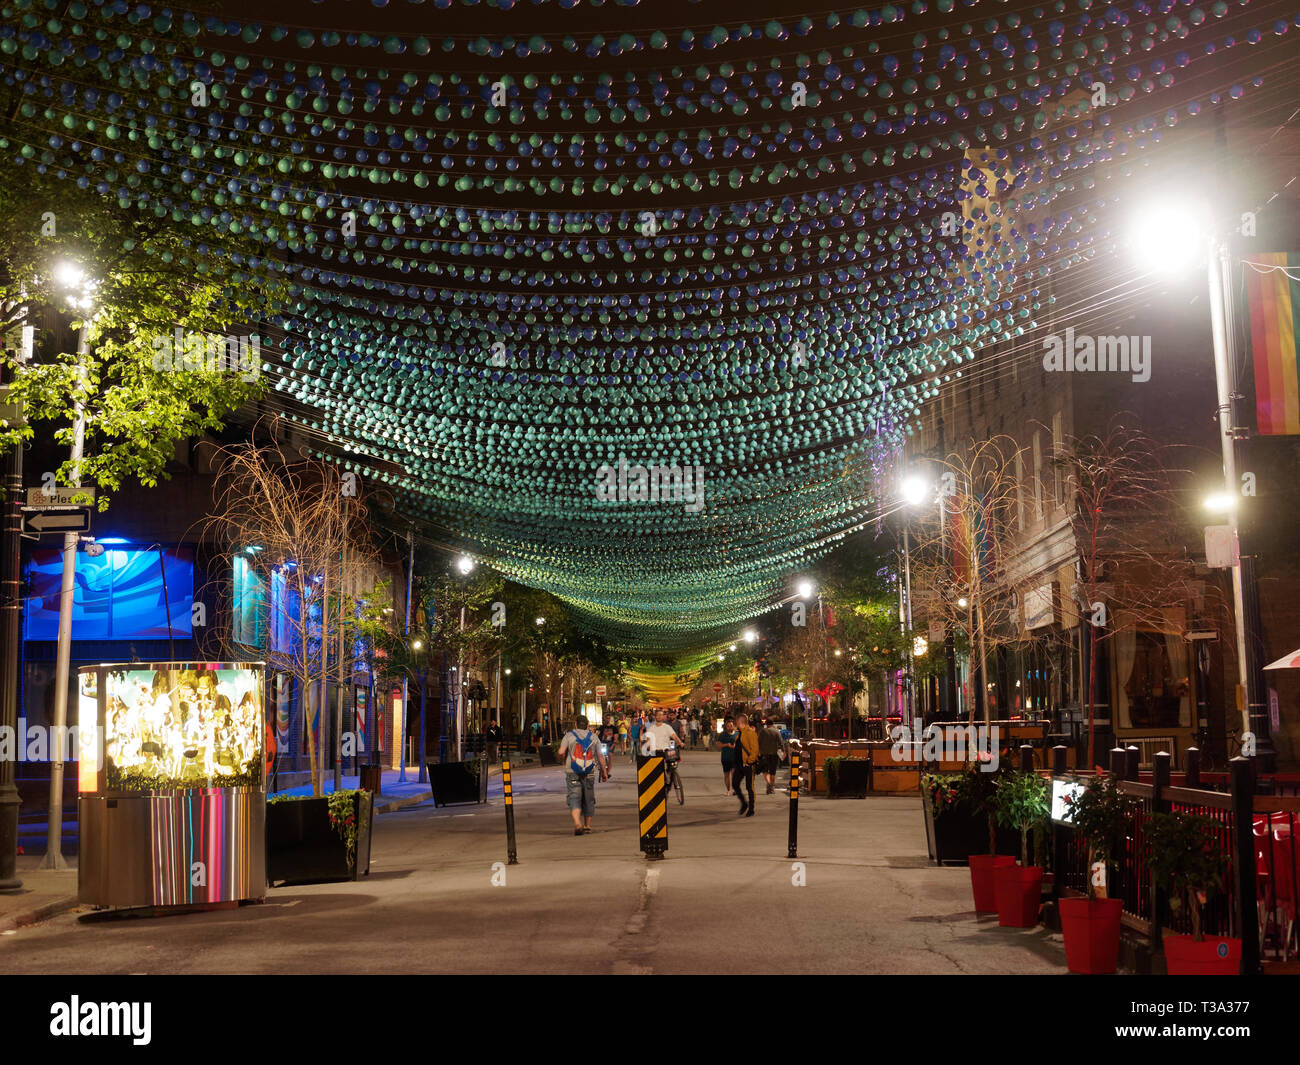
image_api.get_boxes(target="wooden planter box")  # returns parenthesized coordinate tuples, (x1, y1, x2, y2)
(428, 760, 487, 807)
(826, 758, 871, 798)
(267, 791, 374, 886)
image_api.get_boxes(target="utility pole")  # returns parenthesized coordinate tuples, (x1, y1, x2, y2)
(41, 326, 89, 871)
(1207, 237, 1271, 769)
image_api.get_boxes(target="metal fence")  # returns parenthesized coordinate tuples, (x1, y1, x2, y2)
(1043, 744, 1300, 973)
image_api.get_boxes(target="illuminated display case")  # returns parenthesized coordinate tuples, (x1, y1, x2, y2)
(78, 662, 267, 909)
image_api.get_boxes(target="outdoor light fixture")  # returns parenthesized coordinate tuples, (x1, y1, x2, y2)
(913, 636, 928, 657)
(412, 639, 423, 651)
(796, 579, 814, 599)
(1127, 198, 1208, 277)
(743, 630, 757, 643)
(504, 668, 512, 675)
(834, 649, 842, 657)
(535, 616, 545, 626)
(957, 596, 969, 608)
(900, 473, 930, 507)
(456, 554, 475, 574)
(1203, 492, 1235, 513)
(53, 260, 86, 289)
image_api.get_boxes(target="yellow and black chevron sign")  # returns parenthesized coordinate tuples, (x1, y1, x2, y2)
(637, 754, 668, 857)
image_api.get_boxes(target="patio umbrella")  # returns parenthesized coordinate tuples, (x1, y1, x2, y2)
(1262, 649, 1300, 670)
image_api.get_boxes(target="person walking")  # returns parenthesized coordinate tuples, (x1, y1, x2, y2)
(629, 714, 642, 763)
(688, 712, 700, 750)
(733, 712, 759, 816)
(485, 716, 503, 765)
(758, 717, 787, 794)
(618, 716, 629, 754)
(558, 714, 609, 835)
(718, 716, 737, 794)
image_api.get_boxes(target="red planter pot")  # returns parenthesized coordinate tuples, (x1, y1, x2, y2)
(1059, 897, 1123, 974)
(994, 864, 1045, 927)
(1163, 935, 1241, 975)
(969, 854, 1017, 913)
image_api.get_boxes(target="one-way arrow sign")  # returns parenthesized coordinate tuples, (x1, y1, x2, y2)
(21, 507, 91, 537)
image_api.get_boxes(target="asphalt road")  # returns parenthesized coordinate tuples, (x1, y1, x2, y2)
(0, 751, 1070, 974)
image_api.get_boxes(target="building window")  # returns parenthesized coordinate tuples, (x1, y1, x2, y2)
(1015, 450, 1025, 531)
(232, 553, 266, 648)
(1032, 431, 1044, 521)
(1052, 410, 1065, 508)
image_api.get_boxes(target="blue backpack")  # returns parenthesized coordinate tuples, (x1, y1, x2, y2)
(568, 730, 597, 776)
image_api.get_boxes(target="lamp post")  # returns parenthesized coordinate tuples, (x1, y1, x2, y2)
(454, 555, 474, 763)
(1130, 205, 1270, 768)
(399, 528, 413, 782)
(0, 302, 28, 891)
(42, 266, 96, 871)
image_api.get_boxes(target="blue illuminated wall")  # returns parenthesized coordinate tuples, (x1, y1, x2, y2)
(23, 546, 195, 640)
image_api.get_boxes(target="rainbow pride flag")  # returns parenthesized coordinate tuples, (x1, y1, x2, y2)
(1244, 252, 1300, 435)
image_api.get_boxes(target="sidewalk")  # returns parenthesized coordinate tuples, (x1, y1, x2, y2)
(266, 761, 550, 813)
(0, 855, 79, 933)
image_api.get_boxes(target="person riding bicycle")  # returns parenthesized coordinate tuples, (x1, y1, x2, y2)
(640, 708, 682, 759)
(640, 708, 684, 796)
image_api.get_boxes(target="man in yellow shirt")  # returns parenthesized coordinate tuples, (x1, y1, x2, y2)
(733, 713, 760, 816)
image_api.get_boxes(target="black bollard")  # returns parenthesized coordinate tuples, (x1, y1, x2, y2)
(787, 750, 800, 859)
(502, 760, 518, 865)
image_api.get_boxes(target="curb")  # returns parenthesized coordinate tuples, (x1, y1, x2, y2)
(373, 790, 432, 814)
(0, 894, 80, 934)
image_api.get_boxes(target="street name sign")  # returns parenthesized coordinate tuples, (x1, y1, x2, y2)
(21, 507, 91, 536)
(26, 487, 95, 507)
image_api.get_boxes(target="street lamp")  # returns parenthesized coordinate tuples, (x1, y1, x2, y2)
(743, 629, 756, 643)
(40, 262, 98, 871)
(796, 579, 814, 600)
(456, 554, 475, 574)
(1203, 492, 1235, 513)
(1129, 199, 1267, 764)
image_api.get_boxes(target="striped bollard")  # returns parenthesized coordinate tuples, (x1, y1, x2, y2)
(502, 760, 518, 865)
(637, 754, 668, 860)
(787, 750, 800, 859)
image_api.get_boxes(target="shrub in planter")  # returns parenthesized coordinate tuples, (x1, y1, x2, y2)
(825, 756, 870, 798)
(991, 771, 1050, 927)
(1059, 774, 1137, 973)
(267, 789, 374, 885)
(1148, 811, 1236, 974)
(922, 770, 1013, 866)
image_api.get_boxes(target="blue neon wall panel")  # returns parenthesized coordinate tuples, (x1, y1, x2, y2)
(24, 546, 195, 640)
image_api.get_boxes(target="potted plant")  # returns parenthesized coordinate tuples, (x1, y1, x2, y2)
(1059, 774, 1135, 973)
(825, 755, 871, 798)
(991, 770, 1050, 927)
(428, 755, 488, 807)
(1147, 811, 1238, 974)
(921, 769, 1016, 865)
(966, 764, 1016, 912)
(267, 788, 374, 885)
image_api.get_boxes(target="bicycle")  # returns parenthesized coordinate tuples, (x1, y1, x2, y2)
(662, 748, 685, 805)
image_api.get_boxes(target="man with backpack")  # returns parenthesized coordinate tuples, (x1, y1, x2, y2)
(558, 714, 610, 836)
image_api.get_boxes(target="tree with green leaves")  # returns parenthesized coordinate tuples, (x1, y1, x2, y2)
(0, 121, 290, 506)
